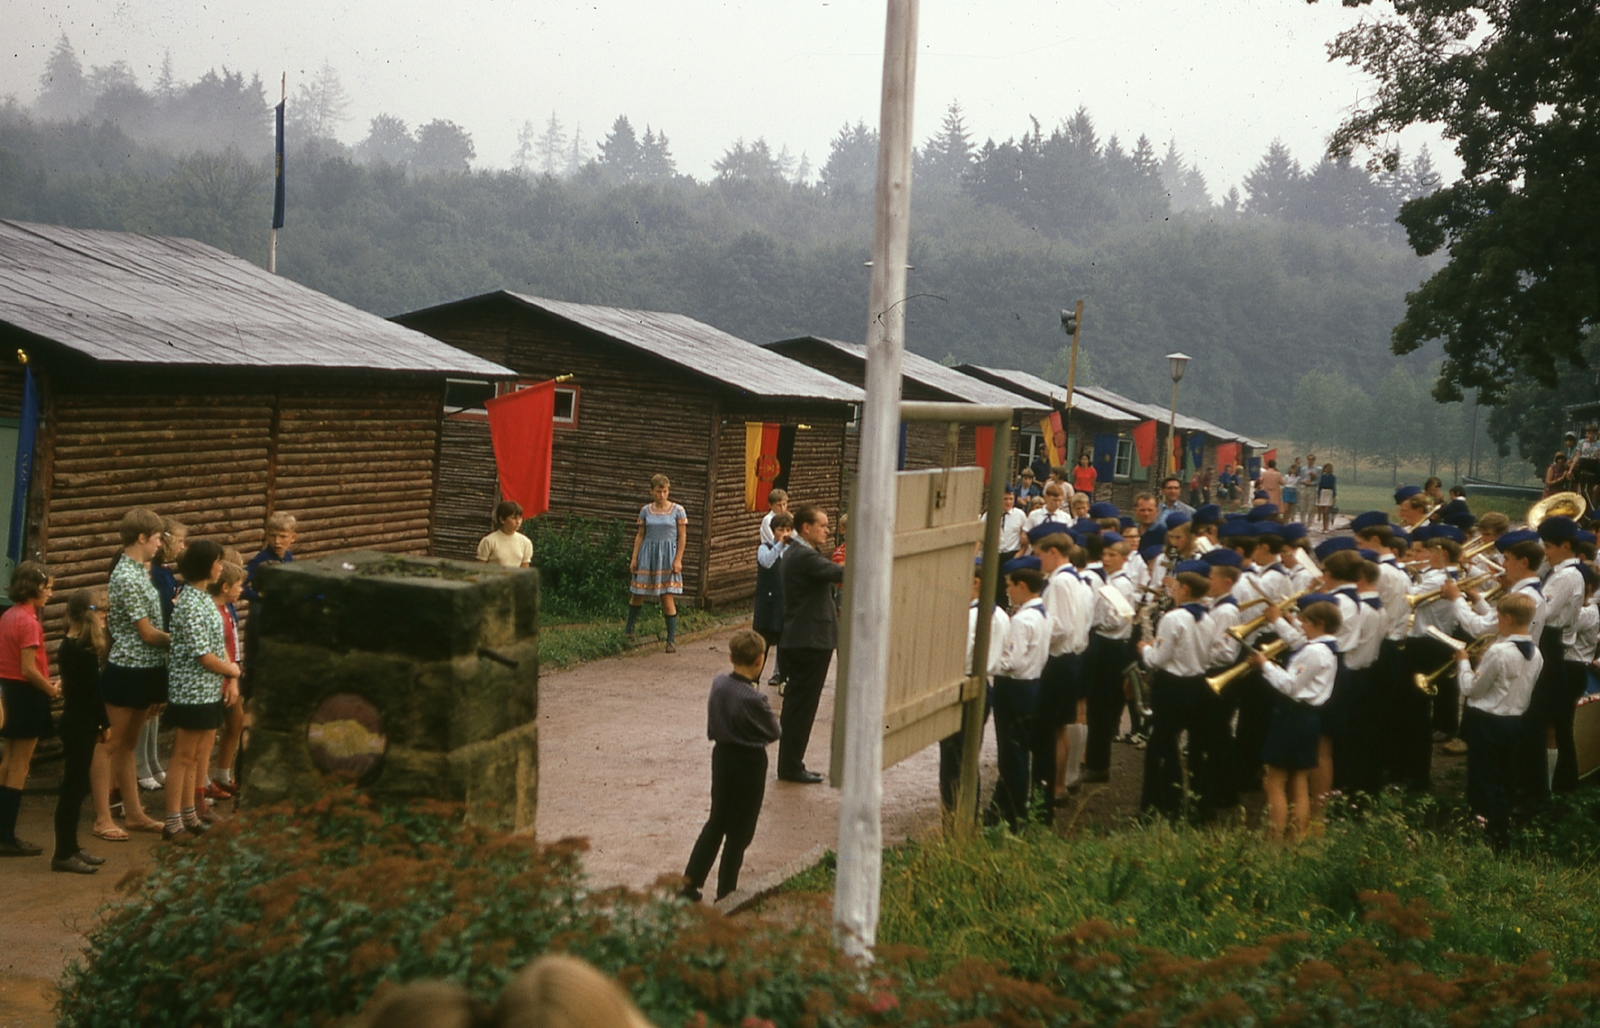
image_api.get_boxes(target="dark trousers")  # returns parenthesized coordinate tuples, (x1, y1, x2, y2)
(995, 552, 1017, 607)
(1338, 665, 1385, 794)
(1553, 661, 1587, 793)
(1140, 671, 1223, 820)
(1085, 635, 1131, 774)
(756, 628, 785, 682)
(683, 743, 768, 900)
(1518, 629, 1567, 809)
(1463, 707, 1520, 851)
(54, 723, 97, 861)
(1231, 665, 1275, 792)
(989, 676, 1040, 828)
(1432, 647, 1462, 737)
(775, 647, 831, 776)
(1399, 637, 1451, 789)
(938, 685, 992, 815)
(1375, 638, 1408, 785)
(1031, 652, 1080, 801)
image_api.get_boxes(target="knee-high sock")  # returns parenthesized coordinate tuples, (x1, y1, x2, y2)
(665, 615, 678, 644)
(0, 786, 21, 844)
(625, 604, 641, 633)
(1548, 749, 1559, 790)
(1063, 724, 1087, 785)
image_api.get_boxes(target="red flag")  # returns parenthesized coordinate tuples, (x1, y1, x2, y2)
(1171, 431, 1185, 472)
(1262, 447, 1278, 465)
(974, 425, 995, 483)
(1131, 420, 1157, 467)
(745, 422, 782, 511)
(486, 380, 556, 517)
(1215, 441, 1240, 470)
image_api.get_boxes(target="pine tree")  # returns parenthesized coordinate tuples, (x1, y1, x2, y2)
(535, 112, 567, 177)
(36, 35, 87, 121)
(565, 122, 586, 177)
(597, 115, 640, 182)
(820, 121, 878, 195)
(155, 51, 178, 99)
(794, 151, 812, 186)
(639, 126, 676, 181)
(289, 62, 352, 143)
(920, 101, 972, 190)
(1243, 139, 1303, 218)
(511, 120, 537, 172)
(356, 114, 414, 167)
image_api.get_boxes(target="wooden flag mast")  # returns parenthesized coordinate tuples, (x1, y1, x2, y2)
(834, 0, 918, 960)
(270, 72, 284, 274)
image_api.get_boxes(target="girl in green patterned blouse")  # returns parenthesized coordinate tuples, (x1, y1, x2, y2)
(162, 540, 239, 842)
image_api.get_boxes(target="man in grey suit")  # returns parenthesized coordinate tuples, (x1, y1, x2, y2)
(776, 504, 845, 783)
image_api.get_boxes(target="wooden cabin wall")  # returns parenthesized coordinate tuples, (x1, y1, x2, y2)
(435, 418, 497, 561)
(35, 372, 440, 632)
(704, 407, 846, 607)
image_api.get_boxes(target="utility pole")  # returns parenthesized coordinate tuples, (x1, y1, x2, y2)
(1060, 301, 1082, 462)
(834, 0, 918, 963)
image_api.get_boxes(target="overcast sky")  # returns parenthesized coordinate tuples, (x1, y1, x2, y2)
(3, 0, 1451, 190)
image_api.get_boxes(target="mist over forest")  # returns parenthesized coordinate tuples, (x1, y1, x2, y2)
(0, 36, 1527, 478)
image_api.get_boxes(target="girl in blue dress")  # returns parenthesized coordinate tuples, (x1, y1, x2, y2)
(626, 474, 689, 652)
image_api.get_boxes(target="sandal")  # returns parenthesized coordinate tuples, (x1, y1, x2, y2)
(92, 825, 130, 842)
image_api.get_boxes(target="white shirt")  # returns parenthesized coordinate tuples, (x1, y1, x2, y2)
(476, 530, 533, 568)
(757, 539, 789, 569)
(1544, 558, 1585, 652)
(989, 507, 1027, 553)
(1090, 565, 1136, 641)
(1375, 558, 1412, 641)
(1001, 599, 1050, 680)
(760, 509, 779, 546)
(1023, 507, 1072, 535)
(1260, 635, 1338, 707)
(967, 601, 1011, 677)
(1458, 635, 1541, 717)
(1043, 564, 1093, 656)
(1255, 562, 1295, 604)
(1455, 576, 1548, 642)
(1275, 585, 1368, 659)
(1408, 568, 1459, 638)
(1347, 591, 1387, 670)
(1206, 594, 1244, 668)
(1141, 604, 1213, 678)
(1574, 602, 1599, 664)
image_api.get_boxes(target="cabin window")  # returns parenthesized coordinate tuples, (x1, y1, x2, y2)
(1114, 438, 1134, 480)
(444, 378, 495, 416)
(553, 386, 579, 426)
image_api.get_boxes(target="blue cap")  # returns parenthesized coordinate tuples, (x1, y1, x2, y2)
(1175, 559, 1210, 577)
(1201, 548, 1243, 568)
(1073, 518, 1101, 535)
(1431, 525, 1467, 544)
(1165, 510, 1192, 528)
(1002, 555, 1042, 575)
(1252, 522, 1283, 537)
(1218, 520, 1256, 540)
(1395, 485, 1423, 503)
(1410, 525, 1435, 542)
(1089, 502, 1120, 519)
(1280, 522, 1308, 542)
(1358, 548, 1379, 561)
(1118, 516, 1135, 531)
(1314, 536, 1358, 561)
(1580, 563, 1599, 590)
(1350, 510, 1391, 532)
(1224, 511, 1249, 521)
(1247, 504, 1279, 522)
(1141, 524, 1168, 549)
(1192, 503, 1222, 526)
(1299, 592, 1338, 610)
(1538, 516, 1580, 544)
(1391, 527, 1411, 544)
(1027, 521, 1069, 545)
(1495, 529, 1538, 551)
(1254, 490, 1270, 500)
(1102, 531, 1124, 544)
(1579, 530, 1597, 547)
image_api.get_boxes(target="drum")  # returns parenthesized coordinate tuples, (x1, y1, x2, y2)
(1574, 456, 1600, 482)
(1575, 694, 1600, 780)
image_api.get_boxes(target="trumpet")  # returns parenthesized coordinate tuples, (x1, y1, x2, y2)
(1206, 639, 1288, 693)
(1413, 634, 1495, 695)
(1227, 588, 1314, 640)
(1459, 537, 1498, 563)
(1407, 570, 1498, 609)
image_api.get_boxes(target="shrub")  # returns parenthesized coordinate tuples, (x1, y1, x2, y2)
(524, 515, 633, 619)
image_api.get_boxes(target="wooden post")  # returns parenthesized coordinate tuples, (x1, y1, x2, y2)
(1166, 378, 1180, 482)
(835, 0, 918, 961)
(955, 417, 1008, 833)
(1063, 299, 1083, 458)
(270, 73, 284, 274)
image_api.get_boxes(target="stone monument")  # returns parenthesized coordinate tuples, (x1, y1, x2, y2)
(242, 551, 538, 832)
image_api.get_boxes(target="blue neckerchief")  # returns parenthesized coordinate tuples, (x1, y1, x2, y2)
(1086, 565, 1108, 583)
(1332, 584, 1359, 598)
(1514, 639, 1536, 660)
(1266, 563, 1287, 576)
(1519, 580, 1544, 596)
(1181, 603, 1207, 622)
(1054, 566, 1080, 581)
(1448, 567, 1460, 580)
(1362, 596, 1383, 610)
(1215, 595, 1238, 608)
(1313, 638, 1339, 654)
(1021, 599, 1046, 615)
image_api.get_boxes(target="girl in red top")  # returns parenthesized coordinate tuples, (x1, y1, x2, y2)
(0, 562, 56, 857)
(1071, 452, 1097, 496)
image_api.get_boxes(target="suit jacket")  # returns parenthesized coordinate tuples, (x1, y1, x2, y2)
(780, 541, 845, 650)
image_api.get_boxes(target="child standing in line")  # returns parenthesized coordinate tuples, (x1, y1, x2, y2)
(163, 541, 240, 842)
(759, 489, 790, 546)
(137, 517, 187, 793)
(244, 512, 297, 601)
(1250, 599, 1341, 844)
(753, 512, 793, 688)
(1456, 593, 1541, 851)
(476, 500, 533, 569)
(1315, 463, 1337, 533)
(204, 563, 247, 802)
(53, 588, 110, 873)
(680, 629, 780, 903)
(0, 563, 56, 857)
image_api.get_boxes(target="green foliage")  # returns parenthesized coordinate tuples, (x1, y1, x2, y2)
(537, 608, 731, 669)
(523, 515, 632, 619)
(57, 790, 1600, 1028)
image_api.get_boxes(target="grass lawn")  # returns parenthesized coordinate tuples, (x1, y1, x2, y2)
(537, 604, 751, 669)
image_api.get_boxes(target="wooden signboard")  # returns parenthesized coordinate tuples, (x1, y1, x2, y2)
(831, 466, 985, 776)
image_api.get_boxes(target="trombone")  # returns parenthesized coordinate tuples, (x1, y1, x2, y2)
(1459, 536, 1499, 563)
(1407, 570, 1498, 610)
(1227, 587, 1313, 640)
(1206, 639, 1288, 693)
(1413, 634, 1495, 695)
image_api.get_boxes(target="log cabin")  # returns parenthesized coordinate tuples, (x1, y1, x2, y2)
(393, 292, 863, 608)
(0, 219, 513, 631)
(762, 336, 1047, 478)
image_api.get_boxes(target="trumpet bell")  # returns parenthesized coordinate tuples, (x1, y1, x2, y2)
(1529, 491, 1587, 528)
(1413, 672, 1437, 697)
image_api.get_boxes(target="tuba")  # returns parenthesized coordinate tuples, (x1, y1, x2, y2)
(1528, 491, 1587, 528)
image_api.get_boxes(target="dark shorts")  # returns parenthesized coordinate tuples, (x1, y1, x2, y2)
(100, 664, 168, 709)
(1262, 700, 1320, 771)
(0, 678, 54, 740)
(165, 701, 224, 732)
(1041, 653, 1083, 725)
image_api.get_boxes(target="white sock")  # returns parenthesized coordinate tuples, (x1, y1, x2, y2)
(1064, 724, 1088, 785)
(216, 769, 232, 786)
(1547, 749, 1559, 789)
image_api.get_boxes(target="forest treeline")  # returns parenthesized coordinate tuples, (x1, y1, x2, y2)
(0, 39, 1541, 475)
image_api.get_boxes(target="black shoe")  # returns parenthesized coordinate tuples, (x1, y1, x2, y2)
(183, 819, 211, 835)
(778, 768, 824, 784)
(0, 838, 42, 857)
(678, 885, 703, 903)
(75, 850, 106, 866)
(51, 854, 99, 875)
(1080, 769, 1110, 784)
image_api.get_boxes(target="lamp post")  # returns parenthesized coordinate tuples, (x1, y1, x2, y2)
(1165, 353, 1191, 482)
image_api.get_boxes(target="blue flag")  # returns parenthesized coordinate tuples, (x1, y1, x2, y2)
(8, 367, 39, 562)
(272, 100, 286, 229)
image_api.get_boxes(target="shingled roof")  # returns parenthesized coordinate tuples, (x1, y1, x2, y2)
(0, 220, 511, 377)
(766, 337, 1047, 411)
(954, 365, 1138, 424)
(401, 292, 864, 404)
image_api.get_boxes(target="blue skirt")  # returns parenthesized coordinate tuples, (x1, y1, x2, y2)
(1261, 700, 1320, 771)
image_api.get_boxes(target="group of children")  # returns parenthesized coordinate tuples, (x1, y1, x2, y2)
(0, 509, 296, 867)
